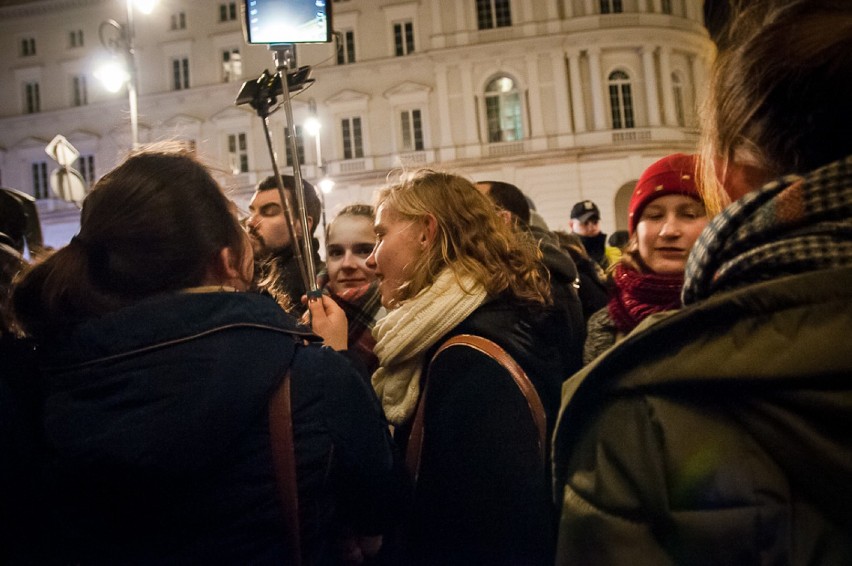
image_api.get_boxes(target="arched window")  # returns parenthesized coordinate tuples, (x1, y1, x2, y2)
(608, 70, 635, 129)
(600, 0, 623, 14)
(672, 72, 686, 126)
(485, 76, 523, 142)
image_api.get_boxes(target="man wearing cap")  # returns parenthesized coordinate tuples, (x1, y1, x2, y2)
(246, 174, 323, 314)
(569, 200, 613, 270)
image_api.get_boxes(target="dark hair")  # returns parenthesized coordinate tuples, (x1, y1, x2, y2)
(479, 181, 531, 225)
(13, 145, 246, 337)
(256, 175, 322, 236)
(607, 230, 629, 249)
(0, 243, 25, 335)
(698, 0, 852, 212)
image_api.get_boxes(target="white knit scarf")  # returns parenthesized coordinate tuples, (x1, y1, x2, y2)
(372, 269, 488, 426)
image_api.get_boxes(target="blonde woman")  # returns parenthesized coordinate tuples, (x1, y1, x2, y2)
(367, 169, 561, 565)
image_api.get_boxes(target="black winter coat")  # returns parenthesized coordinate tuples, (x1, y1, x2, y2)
(35, 291, 402, 565)
(404, 295, 563, 566)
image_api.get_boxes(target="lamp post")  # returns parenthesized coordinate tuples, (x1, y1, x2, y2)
(304, 116, 334, 235)
(95, 0, 157, 148)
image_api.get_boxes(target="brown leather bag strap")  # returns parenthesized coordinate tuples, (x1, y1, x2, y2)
(269, 370, 302, 566)
(405, 334, 547, 484)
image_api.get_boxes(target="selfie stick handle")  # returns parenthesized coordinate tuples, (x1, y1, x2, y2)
(274, 45, 319, 296)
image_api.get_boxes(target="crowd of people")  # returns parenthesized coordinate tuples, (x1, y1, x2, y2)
(1, 0, 850, 564)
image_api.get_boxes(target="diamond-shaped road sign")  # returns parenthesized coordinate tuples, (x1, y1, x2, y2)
(45, 134, 88, 205)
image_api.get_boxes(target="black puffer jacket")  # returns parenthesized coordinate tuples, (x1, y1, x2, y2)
(36, 291, 402, 565)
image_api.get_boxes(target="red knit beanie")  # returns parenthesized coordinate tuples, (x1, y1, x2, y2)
(628, 153, 701, 235)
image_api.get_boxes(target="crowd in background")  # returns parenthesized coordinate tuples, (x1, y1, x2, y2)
(1, 0, 850, 564)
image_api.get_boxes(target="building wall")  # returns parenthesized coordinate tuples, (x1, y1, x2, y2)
(0, 0, 715, 249)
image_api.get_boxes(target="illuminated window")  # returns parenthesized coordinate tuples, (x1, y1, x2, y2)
(608, 70, 635, 129)
(485, 76, 523, 142)
(337, 30, 356, 64)
(228, 133, 249, 174)
(400, 109, 424, 151)
(341, 117, 364, 159)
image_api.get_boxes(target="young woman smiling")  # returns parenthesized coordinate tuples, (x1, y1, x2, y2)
(583, 153, 709, 364)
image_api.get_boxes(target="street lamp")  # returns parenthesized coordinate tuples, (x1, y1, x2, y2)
(95, 0, 157, 148)
(304, 116, 334, 235)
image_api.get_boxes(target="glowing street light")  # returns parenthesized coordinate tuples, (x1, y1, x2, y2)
(318, 177, 335, 194)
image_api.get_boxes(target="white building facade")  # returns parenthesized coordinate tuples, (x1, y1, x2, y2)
(0, 0, 715, 248)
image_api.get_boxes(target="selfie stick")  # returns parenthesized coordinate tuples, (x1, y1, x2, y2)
(273, 44, 320, 296)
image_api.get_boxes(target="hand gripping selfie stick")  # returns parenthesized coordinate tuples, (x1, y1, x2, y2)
(235, 45, 320, 298)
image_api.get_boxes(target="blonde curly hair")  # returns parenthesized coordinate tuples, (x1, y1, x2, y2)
(375, 169, 551, 308)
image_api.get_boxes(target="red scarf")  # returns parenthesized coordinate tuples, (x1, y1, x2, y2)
(607, 263, 684, 334)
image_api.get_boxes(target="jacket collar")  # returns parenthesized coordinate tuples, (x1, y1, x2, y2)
(42, 291, 313, 369)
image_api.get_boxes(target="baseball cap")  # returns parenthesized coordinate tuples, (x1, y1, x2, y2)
(570, 200, 600, 223)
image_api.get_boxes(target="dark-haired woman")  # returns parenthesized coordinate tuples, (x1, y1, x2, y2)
(12, 145, 402, 565)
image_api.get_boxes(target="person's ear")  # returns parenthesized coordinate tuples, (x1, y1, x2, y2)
(420, 214, 438, 248)
(497, 209, 513, 226)
(207, 246, 249, 289)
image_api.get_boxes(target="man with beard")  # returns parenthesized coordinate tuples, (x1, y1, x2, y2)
(246, 175, 323, 314)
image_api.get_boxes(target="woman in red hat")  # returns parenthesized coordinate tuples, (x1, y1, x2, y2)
(583, 153, 709, 364)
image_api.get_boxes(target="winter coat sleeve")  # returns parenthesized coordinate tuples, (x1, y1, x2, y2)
(290, 345, 407, 537)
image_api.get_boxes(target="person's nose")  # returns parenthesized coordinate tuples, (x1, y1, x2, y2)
(341, 249, 358, 270)
(365, 246, 378, 270)
(246, 213, 260, 231)
(658, 216, 682, 238)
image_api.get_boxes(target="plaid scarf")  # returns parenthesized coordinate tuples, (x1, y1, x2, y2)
(607, 263, 684, 334)
(683, 155, 852, 305)
(318, 271, 384, 374)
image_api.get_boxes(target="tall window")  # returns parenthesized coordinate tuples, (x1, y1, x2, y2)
(171, 11, 187, 30)
(608, 70, 635, 129)
(227, 133, 249, 174)
(600, 0, 624, 14)
(219, 2, 237, 22)
(172, 57, 190, 90)
(476, 0, 512, 30)
(222, 48, 242, 82)
(394, 21, 415, 56)
(32, 162, 49, 199)
(672, 72, 685, 126)
(69, 29, 84, 48)
(285, 126, 306, 167)
(20, 37, 36, 57)
(78, 155, 96, 186)
(400, 109, 424, 151)
(661, 0, 673, 14)
(72, 75, 88, 106)
(24, 81, 40, 114)
(337, 30, 356, 65)
(341, 117, 364, 159)
(485, 76, 523, 143)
